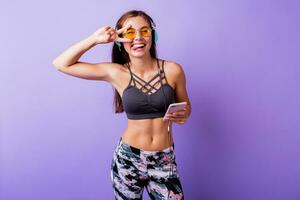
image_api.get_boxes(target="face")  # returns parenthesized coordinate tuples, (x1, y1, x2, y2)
(121, 16, 153, 58)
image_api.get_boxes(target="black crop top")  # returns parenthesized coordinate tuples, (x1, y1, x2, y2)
(122, 59, 176, 120)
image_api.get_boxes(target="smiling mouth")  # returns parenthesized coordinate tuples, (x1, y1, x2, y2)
(131, 43, 146, 51)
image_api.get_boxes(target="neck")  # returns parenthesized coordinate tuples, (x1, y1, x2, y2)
(129, 54, 156, 74)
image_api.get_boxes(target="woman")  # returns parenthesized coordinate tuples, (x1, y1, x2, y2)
(53, 10, 191, 200)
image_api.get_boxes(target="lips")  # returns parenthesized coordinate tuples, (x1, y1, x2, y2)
(131, 43, 146, 51)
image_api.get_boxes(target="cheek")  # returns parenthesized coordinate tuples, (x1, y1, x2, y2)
(145, 37, 153, 48)
(147, 36, 152, 44)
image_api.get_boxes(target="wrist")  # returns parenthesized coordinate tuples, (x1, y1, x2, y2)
(86, 35, 99, 46)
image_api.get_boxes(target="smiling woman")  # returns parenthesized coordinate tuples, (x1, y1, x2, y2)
(52, 10, 191, 200)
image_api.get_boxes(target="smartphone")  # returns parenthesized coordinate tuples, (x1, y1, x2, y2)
(163, 102, 187, 121)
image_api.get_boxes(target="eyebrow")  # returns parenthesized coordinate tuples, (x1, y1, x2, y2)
(127, 25, 150, 30)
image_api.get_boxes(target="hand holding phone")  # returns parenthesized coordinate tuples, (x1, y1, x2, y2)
(163, 102, 187, 121)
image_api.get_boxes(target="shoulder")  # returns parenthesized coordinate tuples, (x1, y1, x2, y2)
(101, 62, 126, 71)
(161, 59, 185, 77)
(159, 59, 186, 89)
(91, 62, 128, 84)
(102, 62, 128, 76)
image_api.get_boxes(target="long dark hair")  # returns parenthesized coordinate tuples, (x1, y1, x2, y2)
(112, 10, 157, 113)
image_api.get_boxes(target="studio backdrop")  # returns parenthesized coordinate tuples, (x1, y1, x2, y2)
(1, 0, 300, 199)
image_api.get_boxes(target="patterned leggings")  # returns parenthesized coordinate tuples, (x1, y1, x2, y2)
(111, 138, 184, 200)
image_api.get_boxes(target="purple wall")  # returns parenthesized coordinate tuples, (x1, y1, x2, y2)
(1, 0, 300, 199)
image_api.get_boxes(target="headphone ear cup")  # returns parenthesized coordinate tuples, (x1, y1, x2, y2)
(115, 42, 121, 47)
(114, 42, 121, 51)
(153, 30, 158, 43)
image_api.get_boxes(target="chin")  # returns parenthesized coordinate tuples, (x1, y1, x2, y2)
(131, 48, 151, 58)
(130, 52, 147, 58)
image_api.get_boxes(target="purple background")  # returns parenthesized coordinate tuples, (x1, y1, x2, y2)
(1, 0, 300, 199)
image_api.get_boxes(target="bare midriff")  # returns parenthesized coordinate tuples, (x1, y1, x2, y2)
(121, 117, 174, 151)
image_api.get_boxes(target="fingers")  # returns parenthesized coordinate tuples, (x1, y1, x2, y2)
(166, 109, 188, 123)
(115, 25, 133, 43)
(166, 116, 185, 121)
(106, 27, 115, 36)
(165, 117, 186, 124)
(164, 112, 188, 124)
(170, 111, 186, 117)
(103, 26, 132, 43)
(102, 25, 130, 36)
(104, 26, 111, 31)
(116, 24, 132, 34)
(115, 37, 132, 43)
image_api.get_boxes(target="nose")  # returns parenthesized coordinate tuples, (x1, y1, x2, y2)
(134, 30, 142, 40)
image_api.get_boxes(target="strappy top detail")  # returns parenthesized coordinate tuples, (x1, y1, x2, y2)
(122, 59, 176, 120)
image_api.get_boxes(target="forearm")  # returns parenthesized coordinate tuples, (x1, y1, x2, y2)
(52, 36, 97, 69)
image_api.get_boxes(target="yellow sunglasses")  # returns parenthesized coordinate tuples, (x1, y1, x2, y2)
(122, 27, 152, 40)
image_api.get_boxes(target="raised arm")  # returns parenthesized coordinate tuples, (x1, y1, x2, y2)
(52, 25, 131, 82)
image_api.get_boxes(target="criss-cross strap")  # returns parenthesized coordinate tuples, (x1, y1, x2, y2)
(124, 59, 168, 95)
(124, 63, 135, 87)
(125, 60, 162, 95)
(157, 59, 168, 110)
(131, 73, 161, 93)
(160, 60, 168, 84)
